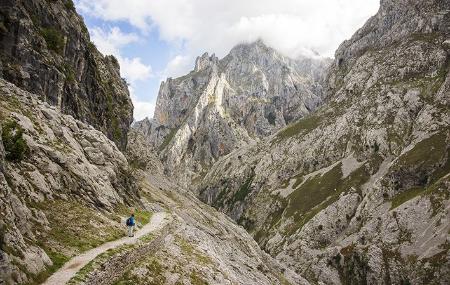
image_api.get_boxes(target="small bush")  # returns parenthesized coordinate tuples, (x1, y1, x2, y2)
(2, 120, 29, 162)
(64, 0, 75, 11)
(41, 27, 64, 53)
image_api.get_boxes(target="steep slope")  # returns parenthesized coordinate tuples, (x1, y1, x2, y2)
(0, 79, 140, 284)
(0, 0, 133, 149)
(0, 80, 304, 285)
(199, 0, 450, 283)
(134, 40, 330, 188)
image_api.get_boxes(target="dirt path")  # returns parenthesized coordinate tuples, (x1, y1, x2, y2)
(43, 212, 170, 285)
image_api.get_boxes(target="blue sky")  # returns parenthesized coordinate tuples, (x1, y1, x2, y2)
(74, 0, 379, 121)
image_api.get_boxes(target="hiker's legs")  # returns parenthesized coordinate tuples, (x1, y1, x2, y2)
(128, 226, 134, 237)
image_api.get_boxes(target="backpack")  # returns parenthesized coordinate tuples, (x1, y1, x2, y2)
(126, 217, 132, 226)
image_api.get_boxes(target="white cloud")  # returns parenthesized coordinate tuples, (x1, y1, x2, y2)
(161, 55, 193, 79)
(78, 0, 379, 62)
(129, 86, 155, 121)
(90, 26, 152, 83)
(120, 57, 152, 83)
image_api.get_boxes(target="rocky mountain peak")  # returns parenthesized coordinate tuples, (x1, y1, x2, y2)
(134, 40, 330, 188)
(194, 52, 219, 72)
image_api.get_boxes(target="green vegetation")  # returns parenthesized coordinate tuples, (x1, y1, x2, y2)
(286, 164, 343, 217)
(113, 257, 166, 285)
(158, 128, 178, 151)
(64, 0, 76, 11)
(2, 120, 29, 162)
(69, 244, 136, 284)
(178, 237, 212, 265)
(390, 186, 424, 209)
(274, 114, 321, 141)
(25, 250, 69, 285)
(64, 63, 76, 83)
(397, 132, 447, 169)
(232, 175, 254, 203)
(114, 205, 152, 226)
(284, 157, 377, 234)
(41, 27, 64, 54)
(190, 271, 208, 285)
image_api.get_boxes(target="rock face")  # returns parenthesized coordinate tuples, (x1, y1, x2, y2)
(198, 0, 450, 283)
(0, 78, 138, 284)
(0, 78, 305, 284)
(134, 40, 330, 187)
(0, 0, 133, 149)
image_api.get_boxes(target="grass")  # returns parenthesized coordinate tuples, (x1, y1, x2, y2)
(41, 27, 64, 54)
(178, 237, 212, 265)
(397, 132, 447, 169)
(114, 205, 152, 226)
(232, 175, 254, 203)
(390, 186, 425, 209)
(158, 127, 178, 152)
(286, 164, 343, 217)
(190, 271, 208, 285)
(274, 114, 321, 141)
(283, 157, 377, 235)
(69, 243, 137, 284)
(21, 249, 69, 285)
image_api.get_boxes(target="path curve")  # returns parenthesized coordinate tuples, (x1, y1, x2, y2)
(43, 212, 169, 285)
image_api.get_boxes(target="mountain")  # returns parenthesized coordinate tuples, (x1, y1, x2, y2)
(197, 0, 450, 283)
(134, 40, 330, 188)
(0, 1, 306, 284)
(0, 0, 133, 149)
(0, 80, 301, 284)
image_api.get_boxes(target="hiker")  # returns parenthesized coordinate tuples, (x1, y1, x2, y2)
(126, 214, 136, 237)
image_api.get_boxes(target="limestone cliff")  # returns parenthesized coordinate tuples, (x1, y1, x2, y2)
(0, 78, 300, 285)
(134, 40, 330, 188)
(198, 0, 450, 283)
(0, 0, 133, 150)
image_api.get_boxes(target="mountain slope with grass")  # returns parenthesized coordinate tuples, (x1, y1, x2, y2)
(197, 0, 450, 283)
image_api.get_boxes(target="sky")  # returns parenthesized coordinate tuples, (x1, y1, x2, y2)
(74, 0, 380, 121)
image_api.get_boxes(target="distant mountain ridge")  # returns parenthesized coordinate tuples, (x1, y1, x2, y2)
(134, 40, 331, 188)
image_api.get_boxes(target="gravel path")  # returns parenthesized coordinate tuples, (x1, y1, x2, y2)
(42, 212, 169, 285)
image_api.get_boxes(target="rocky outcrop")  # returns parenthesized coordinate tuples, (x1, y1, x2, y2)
(0, 0, 133, 149)
(198, 0, 450, 283)
(0, 78, 307, 284)
(134, 40, 330, 188)
(0, 79, 137, 284)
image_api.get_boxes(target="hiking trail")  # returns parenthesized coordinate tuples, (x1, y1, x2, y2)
(43, 212, 170, 285)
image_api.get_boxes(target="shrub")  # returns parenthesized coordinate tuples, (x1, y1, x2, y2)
(64, 0, 75, 11)
(2, 120, 29, 162)
(41, 27, 64, 53)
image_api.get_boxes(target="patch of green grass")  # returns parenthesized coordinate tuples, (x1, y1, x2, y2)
(69, 244, 136, 284)
(397, 132, 447, 169)
(158, 127, 178, 152)
(178, 237, 212, 265)
(41, 27, 64, 54)
(39, 200, 123, 253)
(190, 271, 208, 285)
(2, 120, 29, 162)
(274, 114, 321, 141)
(286, 164, 343, 217)
(232, 175, 254, 203)
(24, 250, 69, 285)
(390, 186, 424, 209)
(114, 205, 152, 226)
(64, 0, 75, 11)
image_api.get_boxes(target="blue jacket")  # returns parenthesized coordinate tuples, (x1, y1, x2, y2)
(127, 216, 135, 226)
